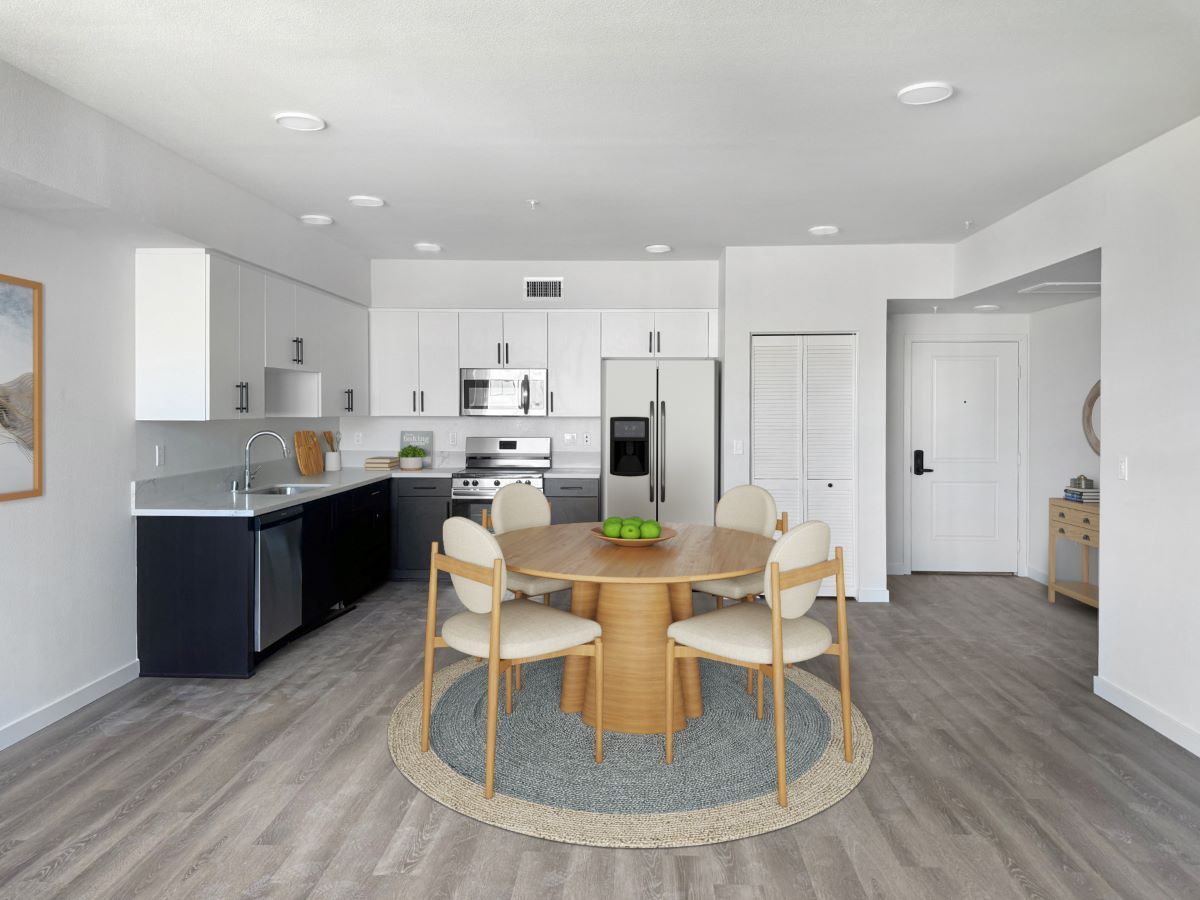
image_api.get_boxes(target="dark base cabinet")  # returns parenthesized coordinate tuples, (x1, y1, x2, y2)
(547, 478, 600, 525)
(391, 478, 452, 580)
(137, 482, 393, 679)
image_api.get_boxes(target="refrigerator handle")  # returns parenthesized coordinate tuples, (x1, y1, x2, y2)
(659, 400, 666, 502)
(648, 400, 655, 502)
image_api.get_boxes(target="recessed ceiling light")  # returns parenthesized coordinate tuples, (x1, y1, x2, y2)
(897, 82, 955, 106)
(414, 242, 442, 253)
(808, 225, 839, 236)
(348, 195, 385, 208)
(274, 112, 326, 132)
(974, 304, 1000, 311)
(645, 244, 672, 254)
(299, 214, 333, 225)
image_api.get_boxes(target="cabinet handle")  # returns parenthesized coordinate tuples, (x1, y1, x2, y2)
(244, 382, 250, 413)
(1058, 511, 1066, 518)
(345, 388, 352, 412)
(497, 342, 502, 364)
(657, 331, 661, 353)
(648, 400, 655, 502)
(299, 337, 304, 366)
(1083, 534, 1091, 542)
(235, 382, 243, 413)
(420, 390, 425, 412)
(659, 400, 666, 502)
(292, 337, 301, 364)
(1058, 527, 1066, 534)
(560, 485, 583, 491)
(828, 482, 834, 488)
(1082, 517, 1091, 525)
(413, 485, 437, 491)
(505, 342, 510, 365)
(649, 330, 653, 353)
(550, 391, 554, 413)
(412, 390, 417, 412)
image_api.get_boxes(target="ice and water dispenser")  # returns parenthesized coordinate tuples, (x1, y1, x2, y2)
(609, 417, 650, 476)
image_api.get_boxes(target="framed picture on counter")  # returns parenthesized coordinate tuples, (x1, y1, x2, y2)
(0, 272, 42, 501)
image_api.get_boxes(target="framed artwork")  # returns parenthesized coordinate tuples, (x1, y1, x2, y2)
(0, 273, 42, 501)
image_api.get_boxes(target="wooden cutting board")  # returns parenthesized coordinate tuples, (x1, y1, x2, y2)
(294, 430, 325, 475)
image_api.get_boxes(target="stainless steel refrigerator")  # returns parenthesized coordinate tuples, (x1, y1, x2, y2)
(601, 359, 719, 525)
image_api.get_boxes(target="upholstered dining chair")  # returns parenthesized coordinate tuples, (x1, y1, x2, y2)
(665, 521, 852, 807)
(693, 484, 788, 694)
(421, 517, 605, 799)
(487, 483, 573, 605)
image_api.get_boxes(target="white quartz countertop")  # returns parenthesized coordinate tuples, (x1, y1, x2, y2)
(132, 464, 600, 517)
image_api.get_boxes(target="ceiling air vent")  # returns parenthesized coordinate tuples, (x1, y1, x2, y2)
(524, 277, 563, 300)
(1017, 281, 1101, 294)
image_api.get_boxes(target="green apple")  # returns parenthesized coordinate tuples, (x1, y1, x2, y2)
(640, 520, 661, 539)
(602, 520, 623, 538)
(604, 515, 623, 525)
(622, 516, 643, 526)
(620, 523, 642, 539)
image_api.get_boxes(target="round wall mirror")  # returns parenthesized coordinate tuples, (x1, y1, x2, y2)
(1083, 380, 1100, 455)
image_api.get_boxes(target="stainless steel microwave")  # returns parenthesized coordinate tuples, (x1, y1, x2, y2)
(460, 369, 548, 416)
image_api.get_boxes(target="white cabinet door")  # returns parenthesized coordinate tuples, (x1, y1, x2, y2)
(264, 274, 297, 369)
(294, 285, 324, 372)
(319, 300, 350, 417)
(237, 264, 266, 418)
(206, 254, 241, 420)
(459, 312, 504, 368)
(418, 312, 459, 416)
(805, 480, 856, 596)
(653, 311, 710, 358)
(503, 312, 548, 367)
(369, 310, 419, 416)
(601, 311, 655, 358)
(548, 312, 600, 416)
(341, 303, 368, 416)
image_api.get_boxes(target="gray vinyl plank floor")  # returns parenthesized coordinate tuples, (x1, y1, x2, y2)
(1, 574, 1198, 899)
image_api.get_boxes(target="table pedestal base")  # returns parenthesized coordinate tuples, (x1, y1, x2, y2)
(560, 581, 702, 734)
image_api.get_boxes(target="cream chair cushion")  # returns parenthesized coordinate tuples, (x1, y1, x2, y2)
(765, 521, 830, 619)
(714, 484, 778, 537)
(508, 571, 573, 597)
(442, 516, 506, 614)
(666, 603, 832, 665)
(491, 482, 551, 533)
(442, 599, 601, 660)
(691, 572, 765, 601)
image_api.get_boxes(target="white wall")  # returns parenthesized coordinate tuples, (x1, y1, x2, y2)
(885, 313, 1031, 575)
(372, 259, 718, 309)
(1028, 297, 1101, 584)
(722, 245, 955, 603)
(956, 115, 1200, 756)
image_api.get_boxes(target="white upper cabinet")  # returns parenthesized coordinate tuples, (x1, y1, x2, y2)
(205, 253, 241, 421)
(237, 265, 266, 418)
(320, 300, 369, 417)
(370, 310, 459, 416)
(600, 310, 712, 358)
(459, 311, 547, 368)
(265, 276, 322, 371)
(548, 311, 601, 417)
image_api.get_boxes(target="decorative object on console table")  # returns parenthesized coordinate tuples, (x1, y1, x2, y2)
(1063, 474, 1099, 502)
(399, 445, 427, 470)
(1047, 497, 1099, 608)
(0, 273, 42, 502)
(293, 430, 325, 475)
(401, 430, 435, 467)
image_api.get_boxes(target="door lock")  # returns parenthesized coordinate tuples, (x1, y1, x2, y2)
(914, 449, 934, 475)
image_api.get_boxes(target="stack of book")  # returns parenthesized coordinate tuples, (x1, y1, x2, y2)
(1064, 476, 1099, 503)
(364, 456, 401, 471)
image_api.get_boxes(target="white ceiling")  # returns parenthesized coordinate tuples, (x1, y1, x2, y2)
(2, 1, 1199, 260)
(888, 249, 1101, 315)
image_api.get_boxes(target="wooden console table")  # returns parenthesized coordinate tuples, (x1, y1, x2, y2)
(1048, 498, 1099, 607)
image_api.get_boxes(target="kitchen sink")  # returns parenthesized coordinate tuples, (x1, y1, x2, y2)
(243, 483, 330, 496)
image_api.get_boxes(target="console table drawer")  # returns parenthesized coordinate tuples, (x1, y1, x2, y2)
(1052, 521, 1099, 548)
(1050, 503, 1099, 529)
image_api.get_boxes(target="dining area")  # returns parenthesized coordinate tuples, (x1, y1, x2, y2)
(391, 483, 871, 848)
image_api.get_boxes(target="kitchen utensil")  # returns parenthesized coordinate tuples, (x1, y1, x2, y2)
(294, 431, 325, 476)
(323, 430, 336, 452)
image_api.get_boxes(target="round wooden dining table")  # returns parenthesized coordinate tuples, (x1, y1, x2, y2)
(493, 522, 777, 735)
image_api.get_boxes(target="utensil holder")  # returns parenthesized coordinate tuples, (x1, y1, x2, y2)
(324, 451, 342, 472)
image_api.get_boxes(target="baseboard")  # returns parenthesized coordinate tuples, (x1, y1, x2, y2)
(0, 660, 140, 753)
(1028, 566, 1049, 586)
(1093, 676, 1200, 759)
(857, 588, 890, 603)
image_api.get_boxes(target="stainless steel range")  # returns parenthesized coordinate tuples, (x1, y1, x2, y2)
(451, 437, 551, 524)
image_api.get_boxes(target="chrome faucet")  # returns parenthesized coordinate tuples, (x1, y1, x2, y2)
(243, 431, 290, 490)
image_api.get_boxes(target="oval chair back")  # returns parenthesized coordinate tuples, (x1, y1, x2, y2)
(765, 520, 831, 618)
(491, 482, 551, 534)
(715, 484, 778, 537)
(442, 516, 507, 613)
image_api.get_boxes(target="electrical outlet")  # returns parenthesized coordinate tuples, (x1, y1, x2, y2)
(1118, 455, 1128, 481)
(582, 433, 592, 445)
(563, 432, 577, 447)
(353, 432, 363, 446)
(449, 431, 458, 446)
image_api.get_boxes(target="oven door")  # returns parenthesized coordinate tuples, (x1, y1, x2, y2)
(451, 497, 492, 527)
(461, 369, 547, 416)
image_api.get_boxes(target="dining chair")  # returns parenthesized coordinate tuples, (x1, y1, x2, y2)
(421, 517, 605, 799)
(693, 484, 788, 693)
(665, 521, 852, 807)
(489, 483, 573, 605)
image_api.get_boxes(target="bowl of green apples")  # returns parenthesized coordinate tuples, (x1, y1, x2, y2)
(591, 516, 676, 547)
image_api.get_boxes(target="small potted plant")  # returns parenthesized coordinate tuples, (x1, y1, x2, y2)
(398, 445, 427, 470)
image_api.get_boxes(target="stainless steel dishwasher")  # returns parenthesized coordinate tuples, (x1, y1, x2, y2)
(254, 507, 304, 652)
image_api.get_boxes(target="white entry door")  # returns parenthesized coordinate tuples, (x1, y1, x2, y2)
(911, 341, 1019, 572)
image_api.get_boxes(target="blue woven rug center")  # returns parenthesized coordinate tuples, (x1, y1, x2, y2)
(429, 659, 831, 813)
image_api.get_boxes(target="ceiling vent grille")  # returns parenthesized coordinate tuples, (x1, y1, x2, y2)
(524, 277, 563, 300)
(1017, 281, 1102, 294)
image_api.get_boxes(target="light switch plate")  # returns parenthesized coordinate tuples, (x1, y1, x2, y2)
(732, 439, 744, 455)
(563, 433, 577, 446)
(449, 431, 458, 446)
(1118, 455, 1128, 480)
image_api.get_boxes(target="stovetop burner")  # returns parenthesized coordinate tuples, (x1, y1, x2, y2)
(451, 438, 551, 499)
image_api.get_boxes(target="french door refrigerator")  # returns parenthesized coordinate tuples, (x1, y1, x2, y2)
(601, 359, 719, 524)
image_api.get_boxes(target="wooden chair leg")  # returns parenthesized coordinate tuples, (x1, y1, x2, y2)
(484, 657, 500, 799)
(594, 639, 604, 763)
(420, 547, 439, 753)
(505, 665, 513, 715)
(772, 657, 787, 807)
(515, 662, 522, 692)
(665, 638, 676, 764)
(756, 668, 764, 720)
(715, 595, 724, 609)
(839, 651, 853, 763)
(746, 666, 753, 695)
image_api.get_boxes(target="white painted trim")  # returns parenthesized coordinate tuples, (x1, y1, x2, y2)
(0, 660, 140, 752)
(857, 588, 890, 603)
(1094, 676, 1200, 759)
(900, 334, 1030, 577)
(1027, 566, 1049, 586)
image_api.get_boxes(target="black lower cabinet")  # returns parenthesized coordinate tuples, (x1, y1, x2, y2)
(392, 478, 452, 579)
(546, 478, 600, 524)
(137, 481, 394, 678)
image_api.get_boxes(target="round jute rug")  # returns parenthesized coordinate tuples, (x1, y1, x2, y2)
(389, 657, 872, 848)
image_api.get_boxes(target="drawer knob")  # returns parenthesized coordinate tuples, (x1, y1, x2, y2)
(1082, 517, 1091, 525)
(1058, 527, 1066, 534)
(1058, 511, 1066, 518)
(1083, 534, 1091, 541)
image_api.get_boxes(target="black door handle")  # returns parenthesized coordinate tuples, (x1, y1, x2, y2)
(914, 449, 934, 475)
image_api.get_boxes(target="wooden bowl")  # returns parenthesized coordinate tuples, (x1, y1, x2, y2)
(590, 525, 677, 547)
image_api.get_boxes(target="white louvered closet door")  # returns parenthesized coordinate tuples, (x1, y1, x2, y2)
(751, 334, 857, 597)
